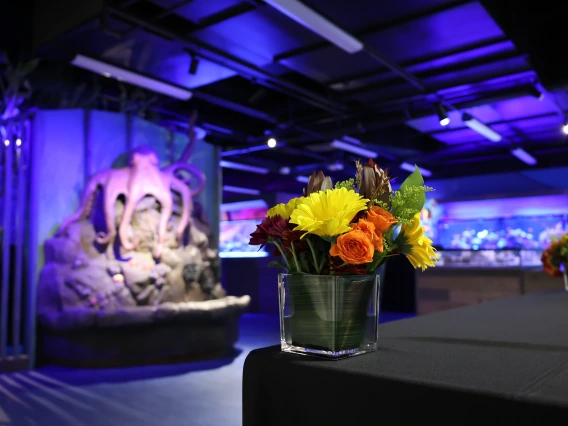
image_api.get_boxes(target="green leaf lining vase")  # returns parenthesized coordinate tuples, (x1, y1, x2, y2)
(279, 273, 379, 359)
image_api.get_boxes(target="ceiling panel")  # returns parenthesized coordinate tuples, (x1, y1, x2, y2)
(175, 0, 243, 23)
(303, 0, 462, 33)
(191, 7, 323, 66)
(363, 2, 505, 64)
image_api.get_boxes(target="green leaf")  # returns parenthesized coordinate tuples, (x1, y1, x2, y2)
(400, 165, 424, 189)
(393, 165, 427, 217)
(297, 252, 311, 274)
(268, 261, 288, 271)
(367, 250, 387, 273)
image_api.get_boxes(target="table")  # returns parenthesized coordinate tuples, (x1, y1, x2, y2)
(243, 291, 568, 425)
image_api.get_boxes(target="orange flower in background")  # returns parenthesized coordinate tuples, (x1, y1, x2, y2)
(366, 206, 397, 233)
(352, 219, 384, 252)
(330, 230, 374, 265)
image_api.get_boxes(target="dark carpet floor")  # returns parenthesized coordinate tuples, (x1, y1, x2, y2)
(0, 312, 414, 426)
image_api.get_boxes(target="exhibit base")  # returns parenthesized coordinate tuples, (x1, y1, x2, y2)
(37, 296, 250, 367)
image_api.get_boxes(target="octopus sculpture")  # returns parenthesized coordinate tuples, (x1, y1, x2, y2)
(58, 114, 205, 258)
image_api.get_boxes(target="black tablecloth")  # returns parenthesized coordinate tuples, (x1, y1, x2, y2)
(243, 291, 568, 425)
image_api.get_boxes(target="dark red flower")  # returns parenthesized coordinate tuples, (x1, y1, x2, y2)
(281, 229, 307, 251)
(249, 215, 288, 248)
(329, 256, 368, 275)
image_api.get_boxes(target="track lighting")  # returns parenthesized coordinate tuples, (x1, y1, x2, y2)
(435, 103, 450, 126)
(189, 55, 199, 75)
(462, 113, 502, 142)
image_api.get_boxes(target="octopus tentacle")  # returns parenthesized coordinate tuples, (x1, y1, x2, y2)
(170, 178, 192, 242)
(163, 163, 206, 196)
(57, 175, 101, 236)
(153, 190, 173, 259)
(95, 187, 119, 245)
(118, 191, 144, 251)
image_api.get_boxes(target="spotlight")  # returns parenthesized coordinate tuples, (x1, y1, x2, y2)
(563, 123, 568, 135)
(189, 55, 199, 75)
(279, 166, 291, 175)
(528, 83, 545, 101)
(267, 137, 277, 148)
(4, 140, 9, 146)
(16, 139, 22, 146)
(435, 103, 450, 126)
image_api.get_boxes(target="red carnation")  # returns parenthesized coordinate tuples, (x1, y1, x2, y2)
(249, 215, 288, 248)
(281, 228, 308, 253)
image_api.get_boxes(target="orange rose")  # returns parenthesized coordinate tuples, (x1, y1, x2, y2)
(352, 219, 384, 252)
(366, 206, 397, 233)
(330, 230, 374, 265)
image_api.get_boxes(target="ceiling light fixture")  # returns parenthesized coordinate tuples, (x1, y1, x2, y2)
(202, 123, 233, 135)
(511, 148, 537, 165)
(264, 0, 364, 54)
(435, 103, 450, 126)
(279, 166, 291, 175)
(327, 162, 344, 171)
(330, 139, 378, 158)
(400, 162, 432, 177)
(220, 160, 269, 174)
(189, 55, 199, 75)
(562, 123, 568, 135)
(267, 137, 277, 148)
(296, 176, 310, 183)
(528, 85, 545, 101)
(462, 113, 502, 142)
(222, 185, 261, 195)
(342, 135, 361, 145)
(71, 54, 193, 100)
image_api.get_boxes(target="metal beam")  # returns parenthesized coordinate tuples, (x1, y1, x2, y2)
(195, 2, 257, 29)
(328, 37, 510, 88)
(106, 5, 347, 116)
(192, 90, 279, 123)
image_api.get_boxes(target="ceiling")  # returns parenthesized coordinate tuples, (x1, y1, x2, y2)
(2, 0, 568, 201)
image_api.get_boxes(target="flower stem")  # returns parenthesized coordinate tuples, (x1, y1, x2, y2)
(290, 243, 301, 273)
(306, 237, 321, 274)
(272, 240, 290, 270)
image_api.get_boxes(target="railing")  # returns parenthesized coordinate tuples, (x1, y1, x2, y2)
(0, 119, 36, 372)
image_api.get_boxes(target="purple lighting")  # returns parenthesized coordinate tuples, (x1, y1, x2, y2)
(443, 194, 568, 220)
(511, 148, 537, 165)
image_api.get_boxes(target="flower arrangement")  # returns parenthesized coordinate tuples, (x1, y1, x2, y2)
(541, 233, 568, 277)
(249, 160, 439, 275)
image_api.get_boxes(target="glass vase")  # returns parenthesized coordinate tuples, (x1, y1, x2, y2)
(278, 273, 379, 359)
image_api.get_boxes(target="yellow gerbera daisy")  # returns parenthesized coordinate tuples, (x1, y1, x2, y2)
(267, 197, 304, 219)
(397, 213, 439, 271)
(290, 188, 369, 238)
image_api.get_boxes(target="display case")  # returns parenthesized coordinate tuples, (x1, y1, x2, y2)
(219, 220, 268, 258)
(436, 249, 543, 269)
(437, 214, 566, 251)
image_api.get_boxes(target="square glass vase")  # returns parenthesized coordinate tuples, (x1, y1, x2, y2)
(279, 273, 379, 359)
